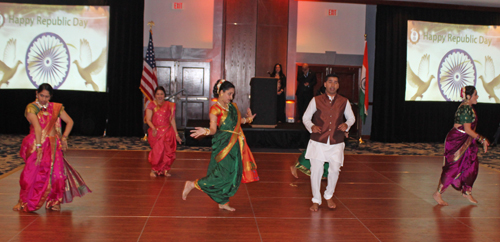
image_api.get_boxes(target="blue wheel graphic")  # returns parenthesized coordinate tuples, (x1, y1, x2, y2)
(437, 49, 476, 101)
(25, 32, 70, 89)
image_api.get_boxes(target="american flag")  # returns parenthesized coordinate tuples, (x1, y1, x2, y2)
(140, 30, 158, 103)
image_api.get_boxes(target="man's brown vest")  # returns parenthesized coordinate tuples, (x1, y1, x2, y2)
(310, 93, 348, 145)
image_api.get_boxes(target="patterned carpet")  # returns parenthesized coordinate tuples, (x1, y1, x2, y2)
(1, 134, 498, 177)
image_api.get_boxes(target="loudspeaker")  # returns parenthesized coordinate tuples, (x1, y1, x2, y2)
(250, 77, 277, 125)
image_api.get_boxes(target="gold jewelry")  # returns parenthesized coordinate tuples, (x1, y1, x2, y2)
(217, 101, 229, 111)
(247, 117, 253, 123)
(204, 128, 210, 136)
(475, 134, 486, 144)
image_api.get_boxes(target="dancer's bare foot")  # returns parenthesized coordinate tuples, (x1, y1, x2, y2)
(310, 203, 320, 212)
(48, 204, 61, 211)
(182, 181, 194, 200)
(12, 202, 22, 211)
(463, 194, 478, 204)
(164, 170, 172, 177)
(150, 170, 157, 178)
(290, 165, 298, 178)
(218, 203, 236, 211)
(433, 191, 449, 206)
(326, 198, 336, 209)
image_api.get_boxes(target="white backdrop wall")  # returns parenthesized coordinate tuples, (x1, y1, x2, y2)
(143, 0, 214, 49)
(297, 2, 366, 55)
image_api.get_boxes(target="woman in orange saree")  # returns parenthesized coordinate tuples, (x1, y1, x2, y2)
(182, 79, 259, 211)
(145, 87, 182, 177)
(13, 83, 91, 212)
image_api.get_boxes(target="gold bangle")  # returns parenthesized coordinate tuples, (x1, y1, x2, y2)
(476, 135, 485, 144)
(247, 117, 253, 123)
(204, 128, 210, 136)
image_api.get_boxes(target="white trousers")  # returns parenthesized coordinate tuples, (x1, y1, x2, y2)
(307, 141, 345, 205)
(310, 159, 342, 205)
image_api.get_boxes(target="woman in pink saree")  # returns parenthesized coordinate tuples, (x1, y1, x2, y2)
(145, 87, 182, 177)
(433, 86, 490, 206)
(13, 84, 91, 212)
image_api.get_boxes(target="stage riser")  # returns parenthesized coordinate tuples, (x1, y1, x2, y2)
(184, 120, 310, 149)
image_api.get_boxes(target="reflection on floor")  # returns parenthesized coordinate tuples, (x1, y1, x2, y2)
(1, 150, 500, 241)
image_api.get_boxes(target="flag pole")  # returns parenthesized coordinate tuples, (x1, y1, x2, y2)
(359, 34, 367, 145)
(148, 21, 155, 31)
(142, 21, 155, 142)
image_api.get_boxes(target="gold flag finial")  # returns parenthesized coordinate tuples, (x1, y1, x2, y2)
(364, 34, 367, 41)
(148, 21, 155, 30)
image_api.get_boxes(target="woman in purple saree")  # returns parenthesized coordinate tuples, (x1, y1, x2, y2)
(433, 86, 489, 206)
(13, 84, 91, 212)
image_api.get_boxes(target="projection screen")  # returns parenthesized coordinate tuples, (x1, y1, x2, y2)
(406, 20, 500, 103)
(0, 2, 109, 92)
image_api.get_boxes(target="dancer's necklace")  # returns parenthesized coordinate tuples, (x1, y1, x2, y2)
(217, 101, 229, 111)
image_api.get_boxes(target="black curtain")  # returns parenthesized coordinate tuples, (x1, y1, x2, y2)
(372, 5, 500, 142)
(0, 0, 144, 136)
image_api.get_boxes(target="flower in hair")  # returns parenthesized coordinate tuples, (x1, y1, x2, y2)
(460, 87, 466, 99)
(217, 79, 226, 94)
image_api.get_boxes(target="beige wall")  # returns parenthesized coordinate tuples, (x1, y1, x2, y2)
(144, 0, 214, 48)
(297, 2, 366, 54)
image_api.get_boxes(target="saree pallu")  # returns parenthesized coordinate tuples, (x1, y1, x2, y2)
(147, 101, 177, 174)
(195, 103, 259, 204)
(18, 102, 91, 212)
(294, 150, 329, 178)
(440, 123, 479, 194)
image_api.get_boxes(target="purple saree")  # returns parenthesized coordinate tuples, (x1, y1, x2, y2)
(439, 108, 479, 194)
(17, 102, 91, 212)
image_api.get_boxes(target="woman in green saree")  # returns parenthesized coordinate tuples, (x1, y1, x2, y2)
(183, 79, 259, 211)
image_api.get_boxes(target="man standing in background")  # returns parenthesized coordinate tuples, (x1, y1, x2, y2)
(296, 63, 317, 122)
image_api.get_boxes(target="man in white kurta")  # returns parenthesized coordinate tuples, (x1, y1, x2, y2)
(302, 74, 355, 211)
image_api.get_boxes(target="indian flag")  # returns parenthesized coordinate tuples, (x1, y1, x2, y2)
(359, 41, 369, 124)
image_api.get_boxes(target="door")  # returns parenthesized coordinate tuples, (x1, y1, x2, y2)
(155, 60, 211, 128)
(175, 61, 211, 128)
(156, 60, 175, 96)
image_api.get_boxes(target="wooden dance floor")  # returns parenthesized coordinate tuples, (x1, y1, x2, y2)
(2, 149, 500, 241)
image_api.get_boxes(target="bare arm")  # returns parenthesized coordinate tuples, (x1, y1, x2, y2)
(462, 123, 490, 153)
(59, 110, 73, 137)
(170, 108, 182, 144)
(241, 108, 257, 124)
(145, 109, 157, 137)
(190, 113, 218, 138)
(26, 113, 42, 163)
(59, 110, 73, 151)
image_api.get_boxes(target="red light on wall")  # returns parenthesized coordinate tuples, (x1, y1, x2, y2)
(328, 9, 337, 16)
(173, 2, 183, 10)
